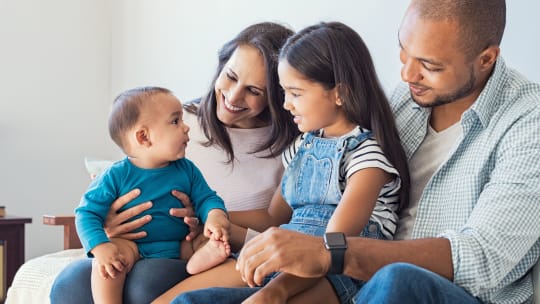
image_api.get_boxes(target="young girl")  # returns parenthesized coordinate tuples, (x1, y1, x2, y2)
(154, 21, 410, 304)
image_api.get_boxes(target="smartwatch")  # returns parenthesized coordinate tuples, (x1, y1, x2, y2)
(323, 232, 347, 275)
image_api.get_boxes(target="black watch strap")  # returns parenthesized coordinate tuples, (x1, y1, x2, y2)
(324, 232, 347, 275)
(327, 247, 346, 275)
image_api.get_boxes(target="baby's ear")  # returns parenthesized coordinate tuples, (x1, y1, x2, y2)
(135, 126, 151, 147)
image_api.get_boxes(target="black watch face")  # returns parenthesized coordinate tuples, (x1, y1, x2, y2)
(325, 232, 347, 248)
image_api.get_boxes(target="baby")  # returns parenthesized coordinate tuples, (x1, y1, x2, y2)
(75, 86, 230, 303)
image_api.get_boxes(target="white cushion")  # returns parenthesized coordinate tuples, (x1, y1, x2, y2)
(5, 249, 85, 304)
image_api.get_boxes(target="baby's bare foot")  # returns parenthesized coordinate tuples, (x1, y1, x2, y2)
(186, 239, 231, 274)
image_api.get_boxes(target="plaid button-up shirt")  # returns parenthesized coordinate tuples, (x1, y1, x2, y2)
(390, 58, 540, 303)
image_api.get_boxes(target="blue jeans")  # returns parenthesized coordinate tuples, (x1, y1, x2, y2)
(172, 287, 261, 304)
(171, 263, 480, 304)
(50, 258, 189, 304)
(355, 263, 480, 304)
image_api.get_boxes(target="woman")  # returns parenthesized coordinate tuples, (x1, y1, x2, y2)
(154, 21, 410, 304)
(49, 22, 298, 304)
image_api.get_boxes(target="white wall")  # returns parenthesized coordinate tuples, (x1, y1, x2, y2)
(110, 0, 410, 101)
(0, 0, 116, 259)
(1, 0, 539, 260)
(110, 0, 540, 101)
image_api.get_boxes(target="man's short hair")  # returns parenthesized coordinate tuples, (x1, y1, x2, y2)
(414, 0, 506, 58)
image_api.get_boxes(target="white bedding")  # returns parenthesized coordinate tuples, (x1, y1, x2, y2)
(5, 248, 85, 304)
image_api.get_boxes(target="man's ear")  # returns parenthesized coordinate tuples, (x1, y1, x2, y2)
(135, 127, 151, 147)
(478, 45, 500, 72)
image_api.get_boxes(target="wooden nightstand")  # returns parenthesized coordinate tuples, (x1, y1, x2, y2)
(0, 215, 32, 304)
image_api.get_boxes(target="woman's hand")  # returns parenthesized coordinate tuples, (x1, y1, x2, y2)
(236, 227, 330, 287)
(103, 189, 201, 241)
(169, 190, 202, 241)
(104, 189, 152, 240)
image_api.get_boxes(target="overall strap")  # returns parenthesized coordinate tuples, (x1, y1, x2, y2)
(342, 130, 373, 151)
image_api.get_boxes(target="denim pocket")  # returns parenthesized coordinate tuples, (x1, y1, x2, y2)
(296, 154, 332, 204)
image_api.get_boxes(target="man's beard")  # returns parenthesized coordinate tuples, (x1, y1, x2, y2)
(413, 67, 476, 108)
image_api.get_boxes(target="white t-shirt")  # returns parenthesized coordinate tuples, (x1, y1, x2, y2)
(395, 122, 463, 240)
(184, 111, 283, 211)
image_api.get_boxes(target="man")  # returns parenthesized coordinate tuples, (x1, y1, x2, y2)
(174, 0, 540, 303)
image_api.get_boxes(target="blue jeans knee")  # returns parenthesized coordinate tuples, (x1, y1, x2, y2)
(354, 262, 480, 304)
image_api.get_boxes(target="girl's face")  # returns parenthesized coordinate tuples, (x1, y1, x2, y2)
(279, 60, 354, 138)
(214, 45, 269, 129)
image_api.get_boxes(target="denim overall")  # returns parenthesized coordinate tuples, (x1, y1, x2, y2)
(279, 130, 384, 303)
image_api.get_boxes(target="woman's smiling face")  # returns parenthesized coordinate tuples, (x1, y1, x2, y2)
(214, 44, 269, 129)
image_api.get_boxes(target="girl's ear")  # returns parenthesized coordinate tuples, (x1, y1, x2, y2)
(135, 127, 152, 147)
(333, 85, 343, 106)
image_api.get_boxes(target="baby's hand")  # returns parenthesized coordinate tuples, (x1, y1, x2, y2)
(91, 242, 128, 279)
(204, 209, 230, 242)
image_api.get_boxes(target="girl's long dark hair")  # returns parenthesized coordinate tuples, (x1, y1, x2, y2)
(280, 22, 410, 210)
(185, 22, 299, 163)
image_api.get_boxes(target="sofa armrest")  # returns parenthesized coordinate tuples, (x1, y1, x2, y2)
(43, 215, 82, 250)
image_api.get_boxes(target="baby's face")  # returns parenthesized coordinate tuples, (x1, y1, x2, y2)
(143, 93, 190, 164)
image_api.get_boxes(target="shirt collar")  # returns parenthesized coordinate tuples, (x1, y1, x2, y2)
(316, 126, 363, 139)
(467, 57, 509, 129)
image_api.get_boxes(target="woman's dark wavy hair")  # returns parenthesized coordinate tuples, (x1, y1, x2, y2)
(185, 22, 299, 163)
(280, 22, 410, 210)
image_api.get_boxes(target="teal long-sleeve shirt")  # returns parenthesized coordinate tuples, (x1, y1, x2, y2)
(75, 157, 226, 258)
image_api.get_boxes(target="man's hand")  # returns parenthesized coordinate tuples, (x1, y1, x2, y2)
(169, 190, 202, 241)
(236, 227, 330, 287)
(104, 189, 152, 240)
